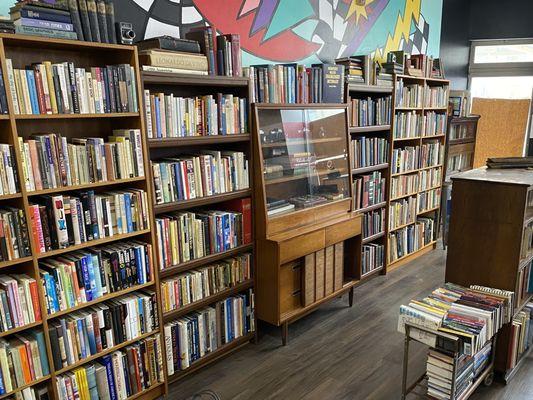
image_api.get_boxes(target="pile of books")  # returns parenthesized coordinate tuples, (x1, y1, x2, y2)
(353, 171, 386, 210)
(48, 291, 157, 369)
(383, 51, 406, 75)
(161, 253, 252, 313)
(0, 274, 41, 332)
(362, 243, 384, 275)
(39, 241, 153, 315)
(348, 95, 392, 127)
(0, 329, 50, 393)
(152, 151, 249, 205)
(244, 63, 344, 103)
(351, 137, 389, 169)
(11, 0, 118, 43)
(164, 289, 254, 374)
(144, 91, 248, 138)
(0, 17, 14, 34)
(362, 209, 385, 239)
(486, 156, 533, 169)
(56, 336, 163, 399)
(426, 347, 475, 400)
(156, 209, 246, 269)
(5, 59, 138, 115)
(266, 199, 295, 216)
(0, 207, 31, 261)
(19, 130, 144, 192)
(336, 56, 370, 85)
(374, 63, 394, 87)
(0, 144, 20, 195)
(29, 189, 150, 253)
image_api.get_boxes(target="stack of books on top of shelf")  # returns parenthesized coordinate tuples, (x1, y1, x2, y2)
(10, 0, 118, 43)
(0, 16, 14, 34)
(5, 59, 138, 115)
(335, 56, 370, 85)
(398, 283, 514, 356)
(374, 62, 393, 87)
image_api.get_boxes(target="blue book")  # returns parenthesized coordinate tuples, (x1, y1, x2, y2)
(85, 364, 99, 400)
(221, 97, 226, 134)
(77, 318, 87, 358)
(46, 273, 60, 313)
(99, 356, 118, 400)
(91, 253, 103, 298)
(19, 8, 72, 23)
(159, 162, 170, 203)
(223, 213, 231, 251)
(25, 69, 40, 114)
(123, 193, 133, 233)
(173, 163, 183, 201)
(0, 356, 5, 393)
(79, 254, 93, 301)
(133, 245, 144, 284)
(154, 97, 161, 138)
(86, 316, 97, 355)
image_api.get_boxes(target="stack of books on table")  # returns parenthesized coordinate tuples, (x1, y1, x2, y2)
(11, 0, 118, 43)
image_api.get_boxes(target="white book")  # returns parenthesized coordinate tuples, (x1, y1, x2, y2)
(38, 64, 52, 114)
(56, 64, 71, 113)
(86, 72, 95, 114)
(177, 319, 190, 369)
(5, 59, 19, 114)
(164, 324, 174, 375)
(144, 90, 153, 138)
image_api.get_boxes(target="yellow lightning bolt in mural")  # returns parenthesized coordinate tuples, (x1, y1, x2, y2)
(347, 0, 377, 25)
(381, 0, 421, 59)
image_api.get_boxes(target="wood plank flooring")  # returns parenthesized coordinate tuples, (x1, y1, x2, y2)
(168, 247, 533, 400)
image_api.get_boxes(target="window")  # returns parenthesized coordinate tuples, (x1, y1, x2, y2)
(471, 76, 533, 99)
(474, 44, 533, 64)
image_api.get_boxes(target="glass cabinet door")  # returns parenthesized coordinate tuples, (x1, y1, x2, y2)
(256, 107, 350, 217)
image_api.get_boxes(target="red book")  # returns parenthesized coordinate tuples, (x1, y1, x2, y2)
(220, 197, 252, 244)
(29, 205, 45, 254)
(32, 66, 47, 114)
(226, 34, 241, 77)
(28, 280, 41, 322)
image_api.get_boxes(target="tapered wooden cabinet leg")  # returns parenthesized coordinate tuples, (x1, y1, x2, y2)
(281, 322, 289, 346)
(348, 287, 354, 307)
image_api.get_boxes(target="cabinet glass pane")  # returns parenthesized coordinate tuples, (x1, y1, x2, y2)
(257, 108, 350, 217)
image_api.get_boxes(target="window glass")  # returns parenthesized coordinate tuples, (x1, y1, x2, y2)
(474, 44, 533, 63)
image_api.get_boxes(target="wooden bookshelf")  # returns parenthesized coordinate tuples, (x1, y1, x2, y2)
(0, 34, 164, 400)
(386, 74, 449, 270)
(445, 168, 533, 382)
(141, 71, 256, 387)
(346, 82, 392, 278)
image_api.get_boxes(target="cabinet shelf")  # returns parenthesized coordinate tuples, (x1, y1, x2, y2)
(27, 176, 146, 196)
(154, 189, 251, 214)
(351, 163, 389, 175)
(15, 112, 139, 120)
(148, 134, 250, 148)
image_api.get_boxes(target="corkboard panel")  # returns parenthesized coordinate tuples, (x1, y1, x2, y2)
(471, 98, 530, 168)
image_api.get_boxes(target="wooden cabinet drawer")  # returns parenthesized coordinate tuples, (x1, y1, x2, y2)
(280, 261, 302, 314)
(279, 229, 325, 264)
(325, 216, 361, 246)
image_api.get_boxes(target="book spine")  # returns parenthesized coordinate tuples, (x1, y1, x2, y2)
(68, 0, 85, 41)
(17, 8, 72, 23)
(16, 17, 74, 31)
(78, 0, 93, 41)
(96, 0, 109, 43)
(86, 0, 101, 42)
(105, 0, 116, 44)
(14, 25, 78, 40)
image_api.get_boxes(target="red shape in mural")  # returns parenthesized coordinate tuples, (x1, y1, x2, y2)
(193, 0, 320, 62)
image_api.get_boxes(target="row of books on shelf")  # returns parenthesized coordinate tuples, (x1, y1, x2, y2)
(164, 289, 254, 374)
(0, 145, 19, 195)
(389, 197, 416, 230)
(0, 274, 41, 334)
(152, 151, 249, 205)
(353, 172, 386, 211)
(5, 60, 138, 115)
(156, 202, 251, 270)
(426, 86, 449, 109)
(56, 335, 163, 400)
(388, 217, 435, 262)
(399, 283, 514, 356)
(390, 168, 442, 199)
(29, 189, 150, 254)
(362, 243, 384, 275)
(18, 129, 144, 192)
(517, 262, 533, 307)
(391, 143, 444, 174)
(40, 241, 153, 315)
(362, 209, 385, 240)
(393, 111, 447, 139)
(348, 95, 392, 127)
(10, 0, 118, 43)
(0, 329, 49, 394)
(48, 291, 158, 370)
(161, 253, 252, 313)
(144, 92, 248, 138)
(417, 188, 441, 213)
(0, 208, 31, 262)
(395, 79, 449, 109)
(351, 137, 388, 170)
(243, 63, 344, 104)
(447, 153, 472, 176)
(521, 222, 533, 260)
(507, 304, 532, 371)
(5, 385, 49, 400)
(420, 168, 442, 191)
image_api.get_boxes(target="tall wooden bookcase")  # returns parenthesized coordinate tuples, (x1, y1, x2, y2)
(347, 83, 392, 277)
(387, 74, 449, 270)
(140, 71, 256, 383)
(445, 168, 533, 383)
(0, 34, 164, 400)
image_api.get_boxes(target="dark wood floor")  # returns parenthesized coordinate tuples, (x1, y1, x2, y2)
(168, 247, 533, 400)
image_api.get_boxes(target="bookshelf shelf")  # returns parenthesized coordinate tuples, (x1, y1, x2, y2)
(424, 107, 448, 111)
(419, 185, 442, 193)
(36, 229, 151, 259)
(265, 168, 349, 185)
(417, 206, 441, 215)
(162, 280, 254, 321)
(0, 115, 9, 120)
(389, 240, 437, 267)
(168, 332, 255, 383)
(0, 192, 21, 200)
(27, 176, 146, 196)
(142, 71, 249, 87)
(504, 345, 533, 383)
(391, 169, 419, 177)
(362, 231, 385, 244)
(349, 125, 391, 133)
(0, 320, 42, 339)
(361, 266, 384, 279)
(394, 107, 423, 111)
(389, 221, 415, 233)
(351, 163, 389, 175)
(0, 375, 51, 400)
(355, 201, 387, 214)
(514, 294, 533, 318)
(154, 189, 252, 214)
(46, 281, 155, 320)
(126, 382, 165, 400)
(159, 243, 254, 278)
(54, 330, 160, 375)
(390, 192, 418, 201)
(0, 256, 33, 270)
(393, 136, 422, 141)
(148, 133, 250, 148)
(420, 164, 443, 171)
(347, 84, 392, 94)
(422, 134, 446, 139)
(14, 112, 140, 120)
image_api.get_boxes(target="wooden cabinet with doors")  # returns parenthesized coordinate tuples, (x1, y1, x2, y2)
(252, 103, 362, 345)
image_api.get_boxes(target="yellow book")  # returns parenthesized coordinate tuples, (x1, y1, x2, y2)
(43, 61, 58, 114)
(410, 300, 447, 316)
(12, 69, 25, 115)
